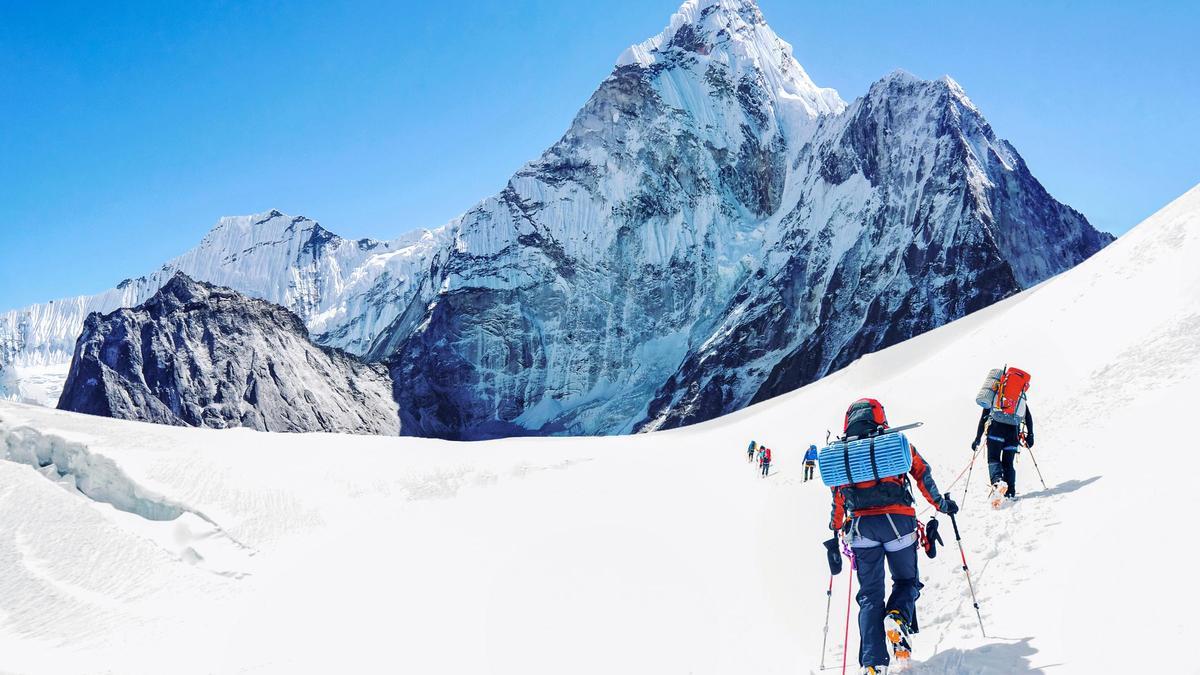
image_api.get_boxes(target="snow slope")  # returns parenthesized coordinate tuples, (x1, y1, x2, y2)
(1, 185, 1194, 673)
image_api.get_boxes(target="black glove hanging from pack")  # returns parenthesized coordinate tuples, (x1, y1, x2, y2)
(823, 537, 843, 575)
(923, 517, 944, 558)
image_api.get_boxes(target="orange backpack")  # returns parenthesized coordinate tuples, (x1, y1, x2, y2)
(990, 367, 1031, 425)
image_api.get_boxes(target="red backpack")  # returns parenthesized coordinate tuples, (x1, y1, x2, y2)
(998, 368, 1031, 415)
(990, 367, 1031, 426)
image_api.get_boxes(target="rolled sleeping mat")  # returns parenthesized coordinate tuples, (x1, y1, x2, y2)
(818, 432, 913, 487)
(975, 368, 1004, 408)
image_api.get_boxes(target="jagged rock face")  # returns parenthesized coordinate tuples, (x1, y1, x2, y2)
(637, 73, 1113, 429)
(384, 1, 1111, 438)
(57, 273, 399, 435)
(384, 0, 847, 439)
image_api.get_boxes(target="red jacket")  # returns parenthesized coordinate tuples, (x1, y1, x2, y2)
(829, 445, 943, 531)
(760, 447, 772, 463)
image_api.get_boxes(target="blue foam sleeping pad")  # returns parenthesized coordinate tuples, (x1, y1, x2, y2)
(818, 433, 913, 487)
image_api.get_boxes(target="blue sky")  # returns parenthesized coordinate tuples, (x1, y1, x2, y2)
(2, 0, 1197, 310)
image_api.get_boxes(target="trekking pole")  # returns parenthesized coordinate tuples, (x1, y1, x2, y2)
(820, 575, 833, 670)
(962, 446, 981, 506)
(945, 493, 986, 637)
(840, 539, 857, 675)
(1026, 446, 1049, 491)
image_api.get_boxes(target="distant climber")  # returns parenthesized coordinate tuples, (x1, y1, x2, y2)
(803, 444, 818, 482)
(759, 446, 772, 477)
(823, 399, 957, 673)
(972, 367, 1034, 504)
(747, 440, 758, 463)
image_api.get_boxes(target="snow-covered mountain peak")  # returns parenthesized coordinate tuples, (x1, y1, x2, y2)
(856, 70, 998, 164)
(199, 209, 324, 245)
(206, 209, 284, 234)
(616, 0, 844, 117)
(867, 69, 969, 105)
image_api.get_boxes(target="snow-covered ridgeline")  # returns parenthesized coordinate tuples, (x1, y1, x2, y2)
(0, 211, 449, 404)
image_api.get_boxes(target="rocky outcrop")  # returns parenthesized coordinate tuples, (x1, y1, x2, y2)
(57, 273, 399, 434)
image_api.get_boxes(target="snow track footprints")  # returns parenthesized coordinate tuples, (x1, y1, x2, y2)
(920, 464, 1097, 670)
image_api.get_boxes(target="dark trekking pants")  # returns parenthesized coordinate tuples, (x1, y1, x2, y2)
(761, 461, 770, 476)
(851, 514, 922, 668)
(803, 461, 815, 481)
(986, 439, 1018, 497)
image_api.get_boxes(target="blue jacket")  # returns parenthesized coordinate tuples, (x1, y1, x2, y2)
(804, 446, 818, 462)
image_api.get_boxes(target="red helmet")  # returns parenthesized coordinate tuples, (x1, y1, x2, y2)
(844, 398, 888, 437)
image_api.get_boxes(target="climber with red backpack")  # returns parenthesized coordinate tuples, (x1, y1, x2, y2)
(972, 367, 1034, 504)
(759, 445, 772, 477)
(821, 398, 957, 674)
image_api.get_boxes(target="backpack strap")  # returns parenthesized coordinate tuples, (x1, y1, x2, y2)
(903, 473, 916, 505)
(841, 443, 852, 483)
(868, 436, 880, 481)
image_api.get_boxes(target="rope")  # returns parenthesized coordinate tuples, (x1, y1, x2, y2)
(917, 449, 978, 517)
(840, 539, 857, 675)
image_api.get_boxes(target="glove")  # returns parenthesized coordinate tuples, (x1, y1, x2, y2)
(823, 537, 843, 576)
(971, 439, 979, 451)
(923, 518, 944, 558)
(1025, 432, 1034, 448)
(939, 496, 959, 515)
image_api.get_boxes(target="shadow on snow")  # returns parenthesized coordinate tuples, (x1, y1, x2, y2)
(1020, 475, 1102, 500)
(909, 637, 1058, 673)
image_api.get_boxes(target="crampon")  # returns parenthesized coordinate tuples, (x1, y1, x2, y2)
(884, 610, 912, 664)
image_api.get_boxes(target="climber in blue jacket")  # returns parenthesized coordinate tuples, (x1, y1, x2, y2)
(803, 444, 819, 482)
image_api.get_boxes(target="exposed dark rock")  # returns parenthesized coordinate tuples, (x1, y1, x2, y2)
(57, 273, 399, 434)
